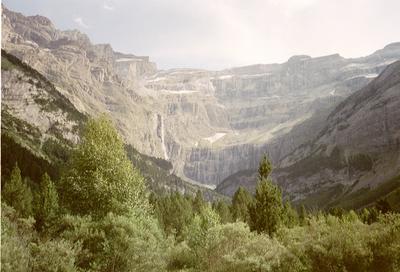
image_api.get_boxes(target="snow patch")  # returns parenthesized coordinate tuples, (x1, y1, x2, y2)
(240, 73, 271, 78)
(364, 73, 378, 78)
(261, 95, 280, 100)
(148, 77, 166, 82)
(218, 75, 233, 80)
(161, 90, 199, 94)
(203, 133, 226, 144)
(116, 58, 143, 62)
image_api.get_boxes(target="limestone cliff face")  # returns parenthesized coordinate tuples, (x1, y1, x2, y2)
(218, 61, 400, 204)
(2, 6, 400, 190)
(273, 61, 400, 203)
(1, 51, 84, 147)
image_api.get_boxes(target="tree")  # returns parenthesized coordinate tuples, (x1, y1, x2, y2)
(282, 201, 298, 227)
(156, 192, 194, 238)
(2, 163, 33, 218)
(299, 204, 307, 225)
(193, 190, 206, 214)
(60, 116, 150, 218)
(183, 205, 220, 252)
(376, 199, 392, 214)
(231, 187, 253, 223)
(258, 154, 272, 180)
(34, 173, 59, 231)
(213, 200, 232, 224)
(249, 155, 284, 236)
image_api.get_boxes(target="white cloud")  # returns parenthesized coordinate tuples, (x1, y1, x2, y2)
(6, 0, 399, 69)
(73, 17, 89, 28)
(103, 1, 114, 11)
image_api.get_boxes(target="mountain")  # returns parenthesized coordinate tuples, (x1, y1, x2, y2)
(1, 49, 221, 200)
(218, 61, 400, 209)
(2, 5, 400, 197)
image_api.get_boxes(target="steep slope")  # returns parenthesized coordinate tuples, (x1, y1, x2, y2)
(1, 50, 221, 199)
(3, 6, 400, 189)
(218, 61, 400, 208)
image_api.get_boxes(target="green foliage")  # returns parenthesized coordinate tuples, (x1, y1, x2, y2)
(193, 190, 206, 214)
(248, 156, 284, 236)
(2, 164, 33, 218)
(249, 177, 284, 235)
(278, 213, 400, 272)
(283, 201, 299, 227)
(221, 234, 304, 272)
(56, 212, 168, 272)
(30, 239, 80, 272)
(33, 173, 59, 231)
(299, 204, 308, 225)
(231, 186, 253, 223)
(213, 200, 233, 224)
(198, 222, 254, 271)
(1, 132, 58, 184)
(154, 192, 194, 238)
(60, 116, 150, 218)
(258, 154, 272, 179)
(183, 205, 220, 252)
(1, 203, 34, 272)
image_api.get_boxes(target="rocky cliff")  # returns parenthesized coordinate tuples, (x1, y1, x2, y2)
(2, 6, 400, 192)
(218, 61, 400, 208)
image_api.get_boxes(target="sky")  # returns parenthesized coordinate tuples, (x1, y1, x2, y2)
(3, 0, 400, 70)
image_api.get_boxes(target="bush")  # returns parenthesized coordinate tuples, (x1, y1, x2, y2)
(221, 234, 303, 272)
(1, 204, 33, 272)
(56, 212, 169, 272)
(30, 239, 80, 272)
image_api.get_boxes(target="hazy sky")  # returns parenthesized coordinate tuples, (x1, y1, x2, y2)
(3, 0, 400, 69)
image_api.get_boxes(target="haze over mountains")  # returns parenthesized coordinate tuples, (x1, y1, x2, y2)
(2, 5, 400, 206)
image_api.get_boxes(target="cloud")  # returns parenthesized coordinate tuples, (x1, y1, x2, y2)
(103, 1, 114, 11)
(73, 17, 89, 28)
(6, 0, 399, 69)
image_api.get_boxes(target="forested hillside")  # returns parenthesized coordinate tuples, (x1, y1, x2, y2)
(2, 117, 400, 272)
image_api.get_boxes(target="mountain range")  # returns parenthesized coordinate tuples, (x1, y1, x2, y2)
(2, 5, 399, 207)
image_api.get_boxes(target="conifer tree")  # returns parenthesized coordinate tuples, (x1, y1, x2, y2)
(34, 173, 59, 230)
(299, 204, 307, 225)
(193, 190, 205, 214)
(213, 200, 232, 224)
(283, 200, 298, 227)
(2, 163, 33, 218)
(249, 155, 284, 236)
(231, 186, 253, 223)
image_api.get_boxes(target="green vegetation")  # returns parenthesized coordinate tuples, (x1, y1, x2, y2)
(2, 117, 400, 272)
(60, 116, 150, 218)
(33, 173, 59, 231)
(249, 155, 285, 235)
(2, 163, 33, 218)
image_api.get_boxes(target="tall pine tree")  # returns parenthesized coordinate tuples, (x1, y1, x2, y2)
(33, 173, 59, 230)
(2, 163, 33, 218)
(249, 155, 284, 236)
(231, 186, 253, 223)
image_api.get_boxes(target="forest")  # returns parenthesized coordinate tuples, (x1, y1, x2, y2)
(2, 116, 400, 272)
